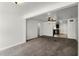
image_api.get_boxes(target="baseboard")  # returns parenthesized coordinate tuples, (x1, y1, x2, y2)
(0, 41, 25, 51)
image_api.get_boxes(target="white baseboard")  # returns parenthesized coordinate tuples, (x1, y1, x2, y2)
(0, 41, 25, 51)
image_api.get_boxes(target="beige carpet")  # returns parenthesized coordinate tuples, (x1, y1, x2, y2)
(0, 36, 78, 56)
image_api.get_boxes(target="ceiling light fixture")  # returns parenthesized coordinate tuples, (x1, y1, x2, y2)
(14, 2, 23, 4)
(48, 16, 56, 22)
(47, 16, 56, 25)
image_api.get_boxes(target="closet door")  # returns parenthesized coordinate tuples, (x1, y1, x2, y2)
(27, 20, 38, 40)
(67, 18, 77, 39)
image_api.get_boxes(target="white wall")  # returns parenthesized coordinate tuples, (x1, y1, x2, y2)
(0, 3, 26, 50)
(42, 22, 56, 36)
(60, 22, 67, 35)
(40, 22, 44, 36)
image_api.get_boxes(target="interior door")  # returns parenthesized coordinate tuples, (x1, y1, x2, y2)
(67, 18, 77, 39)
(27, 20, 38, 40)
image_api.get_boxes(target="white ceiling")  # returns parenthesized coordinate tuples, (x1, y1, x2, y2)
(0, 2, 57, 14)
(0, 2, 77, 21)
(30, 5, 78, 22)
(19, 2, 57, 14)
(20, 2, 77, 19)
(19, 2, 58, 18)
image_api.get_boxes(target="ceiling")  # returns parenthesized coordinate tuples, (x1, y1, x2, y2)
(19, 2, 58, 18)
(19, 2, 77, 19)
(20, 2, 57, 14)
(0, 2, 57, 14)
(29, 5, 78, 22)
(0, 2, 77, 21)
